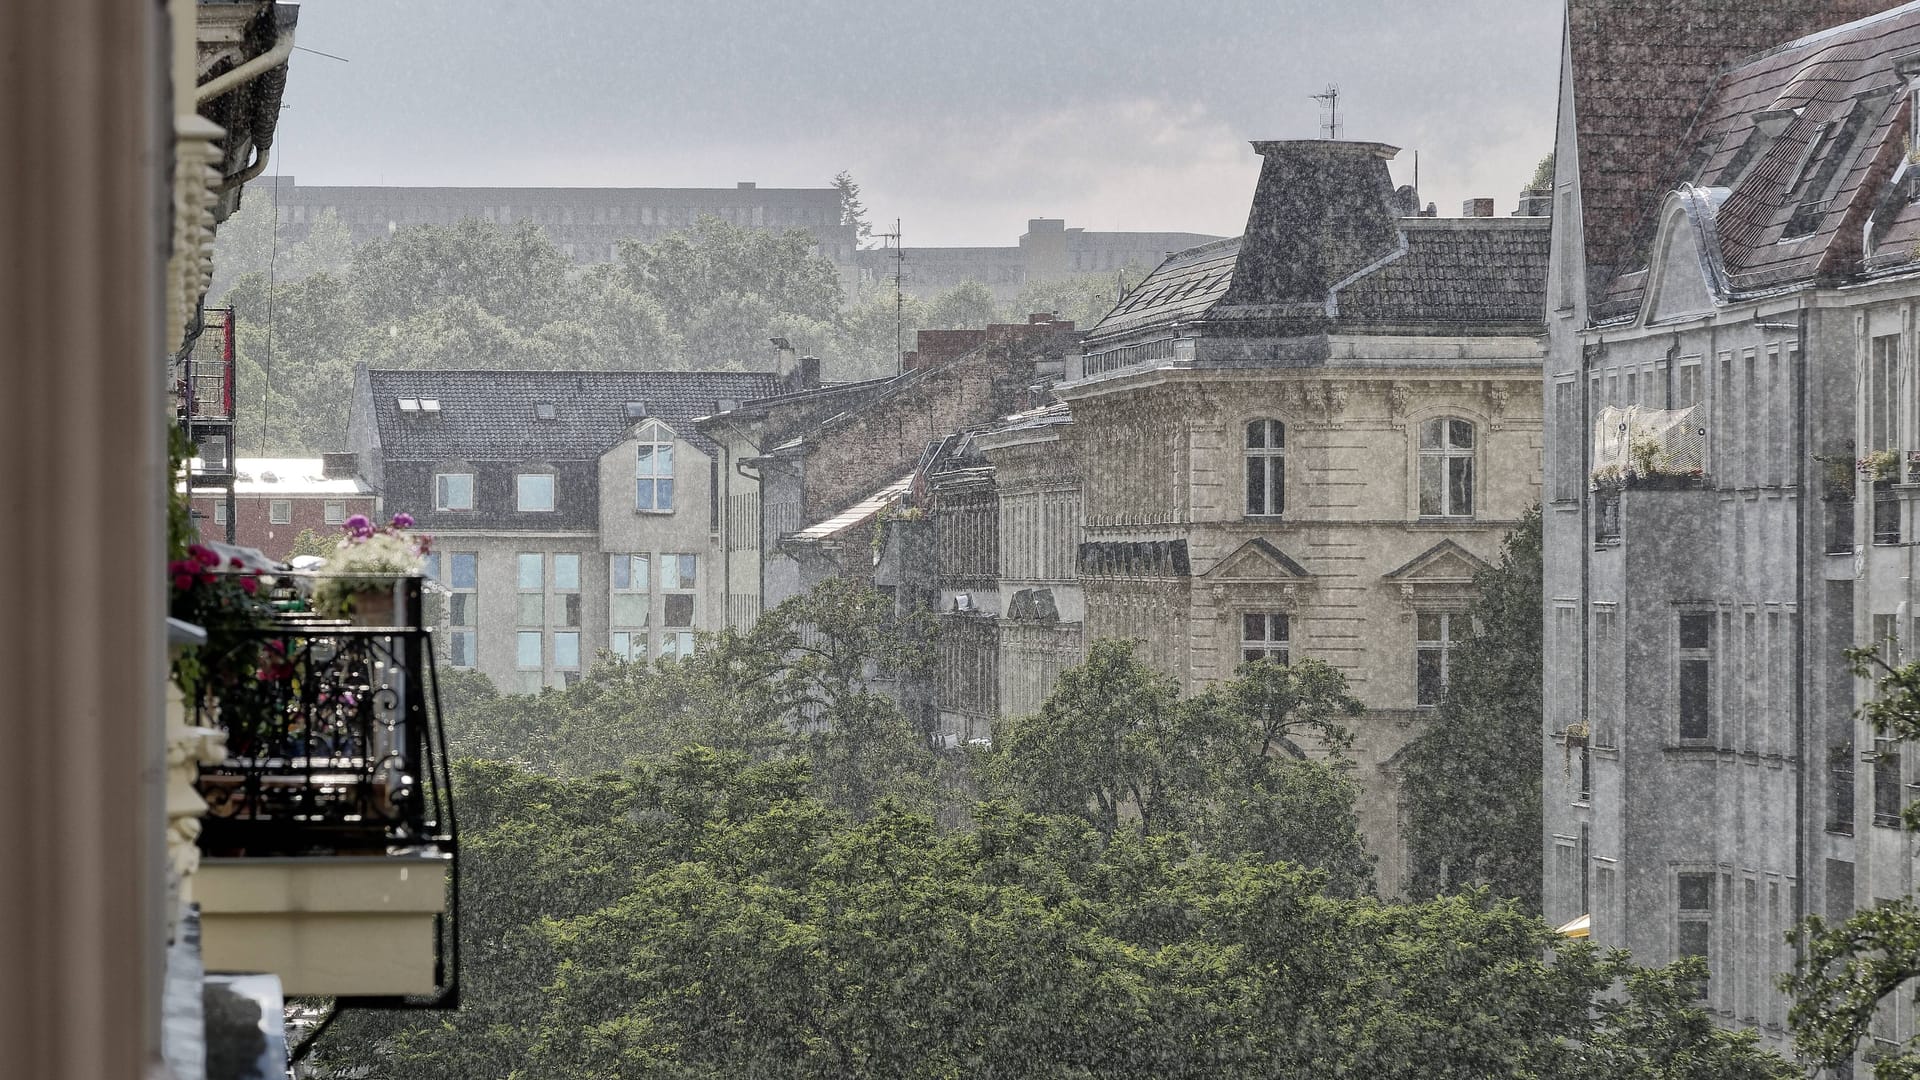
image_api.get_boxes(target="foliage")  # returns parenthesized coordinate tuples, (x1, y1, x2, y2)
(988, 640, 1373, 895)
(1529, 151, 1556, 192)
(1399, 508, 1544, 910)
(310, 512, 430, 616)
(833, 170, 871, 247)
(285, 527, 335, 562)
(310, 750, 1795, 1080)
(1786, 645, 1920, 1077)
(167, 542, 278, 703)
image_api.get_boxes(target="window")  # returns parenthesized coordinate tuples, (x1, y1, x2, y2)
(664, 594, 695, 628)
(1875, 737, 1903, 828)
(1245, 419, 1285, 516)
(611, 553, 650, 628)
(269, 499, 293, 525)
(661, 553, 697, 591)
(324, 500, 346, 525)
(212, 501, 228, 526)
(609, 630, 648, 664)
(443, 551, 478, 669)
(1419, 418, 1475, 517)
(517, 630, 543, 670)
(435, 472, 474, 511)
(517, 473, 556, 512)
(1240, 613, 1290, 664)
(1677, 871, 1714, 998)
(1870, 334, 1900, 452)
(551, 553, 580, 627)
(517, 553, 544, 626)
(1416, 613, 1459, 707)
(1679, 613, 1713, 742)
(637, 420, 675, 512)
(659, 630, 695, 660)
(554, 631, 580, 671)
(534, 401, 556, 421)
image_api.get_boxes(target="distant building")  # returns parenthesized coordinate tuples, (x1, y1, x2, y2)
(188, 455, 375, 561)
(347, 363, 809, 693)
(855, 217, 1226, 303)
(1541, 0, 1920, 1059)
(260, 176, 860, 265)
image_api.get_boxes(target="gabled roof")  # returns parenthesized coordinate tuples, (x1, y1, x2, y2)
(1567, 0, 1902, 311)
(367, 368, 779, 461)
(1204, 537, 1312, 581)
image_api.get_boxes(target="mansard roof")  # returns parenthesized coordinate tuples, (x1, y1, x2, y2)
(1084, 141, 1547, 346)
(1566, 0, 1905, 315)
(366, 367, 779, 461)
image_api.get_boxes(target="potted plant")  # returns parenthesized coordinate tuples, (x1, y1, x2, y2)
(313, 513, 431, 625)
(168, 543, 281, 710)
(1859, 449, 1900, 483)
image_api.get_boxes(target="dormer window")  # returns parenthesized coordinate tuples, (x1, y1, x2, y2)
(398, 398, 420, 412)
(636, 419, 675, 512)
(534, 401, 556, 421)
(624, 401, 647, 419)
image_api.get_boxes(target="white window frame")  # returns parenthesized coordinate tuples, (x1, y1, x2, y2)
(1418, 417, 1476, 518)
(1239, 612, 1290, 665)
(637, 420, 675, 513)
(269, 499, 293, 525)
(1416, 612, 1459, 708)
(323, 500, 347, 525)
(1244, 418, 1285, 518)
(435, 471, 475, 512)
(212, 500, 228, 526)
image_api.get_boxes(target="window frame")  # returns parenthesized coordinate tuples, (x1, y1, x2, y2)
(1239, 612, 1291, 665)
(1243, 418, 1286, 518)
(610, 553, 651, 630)
(636, 419, 676, 513)
(1677, 611, 1715, 744)
(434, 471, 475, 512)
(268, 498, 293, 525)
(1415, 611, 1459, 708)
(1417, 416, 1477, 519)
(516, 472, 557, 513)
(323, 500, 347, 525)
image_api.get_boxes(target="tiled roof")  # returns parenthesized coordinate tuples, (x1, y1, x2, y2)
(1567, 0, 1900, 308)
(1595, 1, 1920, 313)
(367, 368, 779, 461)
(1085, 239, 1241, 338)
(1335, 218, 1551, 331)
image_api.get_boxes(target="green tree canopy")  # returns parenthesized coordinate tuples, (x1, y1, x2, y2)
(1399, 508, 1545, 910)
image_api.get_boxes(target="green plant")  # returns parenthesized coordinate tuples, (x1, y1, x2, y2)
(312, 512, 430, 615)
(169, 543, 280, 704)
(1859, 449, 1899, 482)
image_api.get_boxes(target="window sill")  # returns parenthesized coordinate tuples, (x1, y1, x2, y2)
(636, 508, 675, 515)
(1873, 815, 1903, 829)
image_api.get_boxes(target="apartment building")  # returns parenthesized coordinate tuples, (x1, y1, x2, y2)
(1541, 0, 1919, 1057)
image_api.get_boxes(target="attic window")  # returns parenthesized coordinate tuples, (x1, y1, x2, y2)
(715, 398, 739, 413)
(420, 399, 441, 413)
(624, 401, 647, 419)
(534, 401, 557, 421)
(398, 398, 420, 412)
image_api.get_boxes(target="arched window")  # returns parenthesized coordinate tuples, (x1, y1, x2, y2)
(636, 420, 675, 511)
(1245, 419, 1285, 517)
(1418, 417, 1475, 517)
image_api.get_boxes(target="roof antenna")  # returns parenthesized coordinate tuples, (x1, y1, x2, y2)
(1311, 84, 1341, 140)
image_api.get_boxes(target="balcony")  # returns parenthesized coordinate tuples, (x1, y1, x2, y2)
(189, 578, 458, 1005)
(1871, 480, 1900, 547)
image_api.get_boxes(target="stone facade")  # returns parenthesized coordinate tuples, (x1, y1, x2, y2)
(855, 217, 1226, 303)
(1542, 0, 1920, 1057)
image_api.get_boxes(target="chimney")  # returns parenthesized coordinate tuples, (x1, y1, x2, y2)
(320, 452, 358, 478)
(796, 356, 822, 390)
(1513, 189, 1553, 217)
(770, 336, 797, 381)
(1462, 197, 1495, 218)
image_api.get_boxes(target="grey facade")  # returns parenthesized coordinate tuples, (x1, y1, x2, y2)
(852, 217, 1225, 302)
(1542, 0, 1920, 1057)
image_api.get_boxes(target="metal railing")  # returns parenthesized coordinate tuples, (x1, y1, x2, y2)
(1872, 482, 1900, 546)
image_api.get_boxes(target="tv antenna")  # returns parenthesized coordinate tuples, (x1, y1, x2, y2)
(1311, 84, 1341, 140)
(875, 218, 905, 374)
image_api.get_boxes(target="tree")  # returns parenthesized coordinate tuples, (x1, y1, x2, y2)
(833, 169, 871, 247)
(922, 280, 999, 330)
(285, 527, 336, 561)
(1398, 508, 1544, 909)
(1786, 645, 1920, 1078)
(1529, 151, 1556, 192)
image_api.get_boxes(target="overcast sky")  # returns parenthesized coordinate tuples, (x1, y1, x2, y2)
(270, 1, 1562, 247)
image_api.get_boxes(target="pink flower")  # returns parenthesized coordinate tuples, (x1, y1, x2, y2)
(238, 577, 258, 595)
(190, 545, 220, 567)
(390, 512, 414, 529)
(229, 556, 245, 568)
(343, 514, 372, 537)
(173, 573, 194, 591)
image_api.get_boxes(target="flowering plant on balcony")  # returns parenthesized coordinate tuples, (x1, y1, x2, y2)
(169, 543, 280, 704)
(313, 512, 430, 619)
(1859, 449, 1900, 482)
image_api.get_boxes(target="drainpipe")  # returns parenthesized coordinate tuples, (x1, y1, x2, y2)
(1793, 298, 1809, 945)
(195, 27, 295, 105)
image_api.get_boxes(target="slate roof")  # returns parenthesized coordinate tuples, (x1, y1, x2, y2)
(1594, 0, 1920, 316)
(1085, 239, 1240, 338)
(1566, 0, 1900, 310)
(1334, 218, 1550, 331)
(366, 368, 780, 460)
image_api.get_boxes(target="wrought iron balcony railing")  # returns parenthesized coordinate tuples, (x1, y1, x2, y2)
(191, 620, 454, 858)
